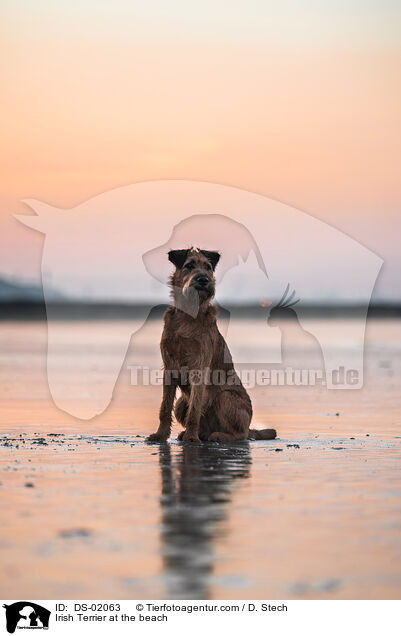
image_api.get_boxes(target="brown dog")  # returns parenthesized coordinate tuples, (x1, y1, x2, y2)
(147, 248, 277, 443)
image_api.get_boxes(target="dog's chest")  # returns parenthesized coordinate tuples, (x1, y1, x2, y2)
(161, 318, 216, 369)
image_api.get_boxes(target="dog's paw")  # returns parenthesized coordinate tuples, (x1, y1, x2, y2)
(181, 432, 202, 444)
(146, 432, 169, 443)
(208, 432, 230, 442)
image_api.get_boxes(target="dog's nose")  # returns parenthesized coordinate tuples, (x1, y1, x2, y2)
(195, 275, 209, 286)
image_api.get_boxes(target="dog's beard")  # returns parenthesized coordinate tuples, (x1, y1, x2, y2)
(172, 282, 200, 317)
(182, 275, 194, 298)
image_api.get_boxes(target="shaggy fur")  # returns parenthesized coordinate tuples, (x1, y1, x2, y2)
(147, 248, 277, 443)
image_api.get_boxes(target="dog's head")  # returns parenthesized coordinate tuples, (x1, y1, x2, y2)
(168, 248, 220, 305)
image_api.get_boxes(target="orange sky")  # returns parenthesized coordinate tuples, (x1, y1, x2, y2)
(1, 1, 400, 298)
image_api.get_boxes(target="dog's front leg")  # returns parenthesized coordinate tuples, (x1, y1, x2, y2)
(182, 383, 204, 443)
(147, 371, 177, 442)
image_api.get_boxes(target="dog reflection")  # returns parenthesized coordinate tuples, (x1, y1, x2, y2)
(157, 443, 251, 599)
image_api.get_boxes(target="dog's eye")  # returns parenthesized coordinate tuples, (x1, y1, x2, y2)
(205, 263, 212, 270)
(184, 262, 194, 270)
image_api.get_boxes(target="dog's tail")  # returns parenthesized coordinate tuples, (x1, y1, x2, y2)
(248, 428, 277, 440)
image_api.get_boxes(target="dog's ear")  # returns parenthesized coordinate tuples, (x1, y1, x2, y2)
(200, 249, 221, 270)
(168, 249, 191, 269)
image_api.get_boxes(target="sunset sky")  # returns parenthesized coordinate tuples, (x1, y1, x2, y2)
(0, 1, 400, 300)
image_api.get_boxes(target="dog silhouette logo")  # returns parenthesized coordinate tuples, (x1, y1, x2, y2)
(3, 602, 50, 633)
(15, 180, 382, 417)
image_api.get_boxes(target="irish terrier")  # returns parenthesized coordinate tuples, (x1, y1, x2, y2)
(147, 248, 277, 443)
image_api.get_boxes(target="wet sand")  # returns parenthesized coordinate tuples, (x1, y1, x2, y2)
(0, 318, 400, 599)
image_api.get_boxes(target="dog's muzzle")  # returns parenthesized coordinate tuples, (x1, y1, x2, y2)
(182, 273, 213, 297)
(193, 274, 210, 289)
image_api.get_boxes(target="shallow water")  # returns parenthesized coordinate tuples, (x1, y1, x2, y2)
(0, 318, 400, 599)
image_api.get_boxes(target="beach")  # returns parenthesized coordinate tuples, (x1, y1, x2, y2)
(1, 316, 400, 599)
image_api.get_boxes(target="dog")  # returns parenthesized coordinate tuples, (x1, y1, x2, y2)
(147, 248, 277, 443)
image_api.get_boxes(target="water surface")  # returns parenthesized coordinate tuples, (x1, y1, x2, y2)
(0, 318, 400, 599)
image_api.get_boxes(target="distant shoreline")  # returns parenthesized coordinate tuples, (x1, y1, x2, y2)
(0, 301, 400, 321)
